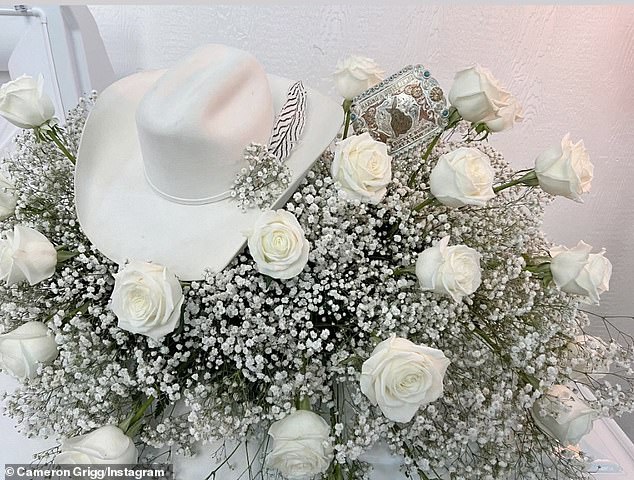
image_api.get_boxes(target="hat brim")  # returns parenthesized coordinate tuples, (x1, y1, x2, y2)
(75, 70, 342, 280)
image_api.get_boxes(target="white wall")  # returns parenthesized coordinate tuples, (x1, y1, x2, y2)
(88, 4, 634, 316)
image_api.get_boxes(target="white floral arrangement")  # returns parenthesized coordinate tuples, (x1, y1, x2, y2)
(0, 56, 632, 480)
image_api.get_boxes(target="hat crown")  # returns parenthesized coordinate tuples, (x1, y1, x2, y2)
(135, 44, 274, 204)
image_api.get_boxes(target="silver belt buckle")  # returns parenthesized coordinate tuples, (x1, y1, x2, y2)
(350, 65, 449, 156)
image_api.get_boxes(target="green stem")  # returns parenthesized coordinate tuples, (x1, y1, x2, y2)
(341, 99, 353, 140)
(204, 442, 242, 480)
(493, 170, 538, 194)
(408, 130, 442, 188)
(53, 302, 89, 324)
(524, 263, 552, 275)
(45, 127, 76, 165)
(393, 266, 417, 277)
(413, 169, 538, 212)
(412, 195, 441, 212)
(329, 381, 344, 479)
(473, 327, 540, 390)
(120, 395, 155, 436)
(472, 326, 499, 353)
(131, 395, 154, 424)
(408, 107, 462, 187)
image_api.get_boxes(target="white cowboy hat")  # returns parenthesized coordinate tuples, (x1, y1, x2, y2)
(75, 44, 341, 280)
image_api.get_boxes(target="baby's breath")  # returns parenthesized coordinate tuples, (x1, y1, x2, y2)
(0, 98, 632, 480)
(230, 143, 292, 211)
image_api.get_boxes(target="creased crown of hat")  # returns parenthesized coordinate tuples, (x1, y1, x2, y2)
(75, 44, 341, 280)
(137, 45, 275, 205)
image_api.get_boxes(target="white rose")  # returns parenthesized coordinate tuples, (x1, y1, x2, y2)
(531, 385, 597, 445)
(0, 172, 16, 220)
(0, 75, 55, 129)
(429, 147, 496, 208)
(549, 241, 611, 305)
(0, 225, 57, 286)
(567, 335, 612, 381)
(333, 55, 384, 100)
(485, 96, 523, 132)
(55, 425, 138, 464)
(247, 210, 310, 280)
(448, 65, 522, 130)
(267, 410, 333, 479)
(416, 236, 482, 302)
(110, 261, 184, 341)
(0, 321, 57, 379)
(360, 335, 450, 423)
(331, 132, 392, 204)
(534, 134, 593, 202)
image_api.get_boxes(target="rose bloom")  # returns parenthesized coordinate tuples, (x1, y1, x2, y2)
(0, 225, 57, 286)
(0, 75, 55, 129)
(416, 236, 482, 302)
(333, 55, 384, 100)
(0, 321, 58, 379)
(247, 209, 310, 280)
(110, 261, 184, 341)
(549, 241, 611, 305)
(448, 65, 522, 131)
(55, 425, 138, 464)
(331, 132, 392, 204)
(534, 134, 593, 202)
(267, 410, 333, 479)
(0, 172, 16, 220)
(429, 147, 496, 208)
(360, 335, 450, 423)
(531, 385, 597, 446)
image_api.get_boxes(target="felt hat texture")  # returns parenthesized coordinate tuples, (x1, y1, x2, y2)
(75, 44, 341, 280)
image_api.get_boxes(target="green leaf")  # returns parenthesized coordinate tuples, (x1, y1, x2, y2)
(125, 419, 145, 438)
(297, 396, 312, 411)
(519, 170, 539, 187)
(56, 250, 79, 264)
(119, 395, 155, 436)
(117, 410, 136, 433)
(393, 266, 416, 278)
(446, 106, 462, 127)
(521, 177, 540, 187)
(525, 262, 552, 276)
(339, 354, 363, 369)
(474, 123, 487, 133)
(263, 275, 275, 289)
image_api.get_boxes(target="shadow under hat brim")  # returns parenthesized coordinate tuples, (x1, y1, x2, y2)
(75, 70, 342, 280)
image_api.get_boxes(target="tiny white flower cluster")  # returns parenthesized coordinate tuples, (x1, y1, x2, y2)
(231, 143, 292, 211)
(0, 64, 631, 480)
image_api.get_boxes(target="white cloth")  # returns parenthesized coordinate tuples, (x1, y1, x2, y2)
(0, 118, 17, 154)
(0, 375, 57, 473)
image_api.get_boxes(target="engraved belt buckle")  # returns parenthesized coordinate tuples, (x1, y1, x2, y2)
(350, 65, 449, 156)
